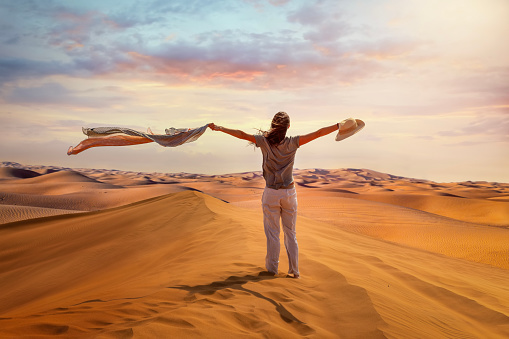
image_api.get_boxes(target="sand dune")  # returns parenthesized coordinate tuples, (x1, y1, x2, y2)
(296, 195, 509, 269)
(0, 163, 508, 338)
(1, 191, 508, 338)
(342, 193, 509, 226)
(0, 204, 82, 224)
(0, 167, 40, 179)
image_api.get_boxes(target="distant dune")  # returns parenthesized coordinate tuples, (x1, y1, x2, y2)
(0, 162, 508, 338)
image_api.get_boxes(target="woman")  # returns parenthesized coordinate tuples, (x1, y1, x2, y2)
(68, 114, 363, 278)
(209, 112, 343, 279)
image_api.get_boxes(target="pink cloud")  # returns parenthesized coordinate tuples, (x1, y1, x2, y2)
(353, 39, 421, 60)
(115, 50, 384, 90)
(47, 9, 128, 50)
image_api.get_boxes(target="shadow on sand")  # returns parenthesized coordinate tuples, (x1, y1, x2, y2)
(169, 272, 314, 334)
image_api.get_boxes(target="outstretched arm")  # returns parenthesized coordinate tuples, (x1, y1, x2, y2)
(299, 124, 338, 146)
(209, 123, 256, 143)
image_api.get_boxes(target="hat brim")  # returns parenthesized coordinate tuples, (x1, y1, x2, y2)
(335, 119, 365, 141)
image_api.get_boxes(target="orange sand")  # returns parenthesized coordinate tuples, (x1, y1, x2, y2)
(0, 164, 508, 338)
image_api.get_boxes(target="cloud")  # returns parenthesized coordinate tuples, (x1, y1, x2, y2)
(287, 3, 331, 27)
(4, 82, 71, 105)
(0, 111, 81, 138)
(287, 2, 353, 44)
(117, 45, 379, 89)
(268, 0, 290, 6)
(352, 38, 422, 61)
(2, 82, 133, 108)
(97, 24, 401, 90)
(0, 58, 71, 84)
(445, 66, 509, 107)
(1, 0, 504, 101)
(0, 0, 426, 91)
(438, 109, 509, 143)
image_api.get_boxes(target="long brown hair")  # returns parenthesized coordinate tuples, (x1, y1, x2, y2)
(265, 112, 290, 145)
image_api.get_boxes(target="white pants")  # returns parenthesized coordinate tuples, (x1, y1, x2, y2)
(262, 187, 299, 276)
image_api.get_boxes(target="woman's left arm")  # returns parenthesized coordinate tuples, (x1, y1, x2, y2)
(209, 123, 256, 143)
(298, 123, 338, 146)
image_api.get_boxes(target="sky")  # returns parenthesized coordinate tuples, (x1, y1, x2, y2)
(0, 0, 508, 182)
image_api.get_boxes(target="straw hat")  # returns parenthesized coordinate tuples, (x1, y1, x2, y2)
(335, 118, 365, 141)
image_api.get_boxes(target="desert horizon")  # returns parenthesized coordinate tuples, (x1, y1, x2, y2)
(0, 161, 508, 338)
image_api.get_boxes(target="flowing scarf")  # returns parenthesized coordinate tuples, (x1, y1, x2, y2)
(81, 124, 209, 147)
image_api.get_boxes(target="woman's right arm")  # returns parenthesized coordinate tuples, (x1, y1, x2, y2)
(299, 123, 339, 146)
(209, 123, 256, 143)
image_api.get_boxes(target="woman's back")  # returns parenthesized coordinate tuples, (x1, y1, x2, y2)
(254, 135, 300, 189)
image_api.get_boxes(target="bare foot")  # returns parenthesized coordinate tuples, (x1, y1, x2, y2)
(67, 146, 74, 155)
(287, 274, 300, 279)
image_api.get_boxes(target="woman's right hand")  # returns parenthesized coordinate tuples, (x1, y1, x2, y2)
(208, 123, 220, 131)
